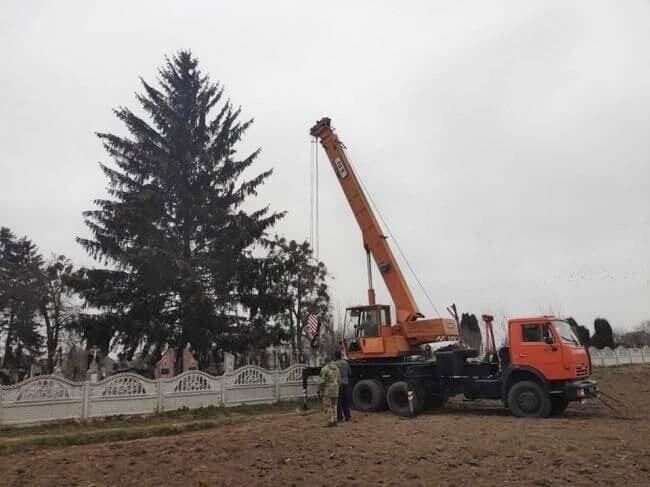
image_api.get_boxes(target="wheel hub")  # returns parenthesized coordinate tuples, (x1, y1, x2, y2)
(394, 390, 408, 408)
(359, 388, 372, 404)
(518, 390, 540, 413)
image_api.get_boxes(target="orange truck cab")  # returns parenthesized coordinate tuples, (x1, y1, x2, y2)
(500, 316, 598, 415)
(508, 316, 592, 383)
(432, 315, 599, 417)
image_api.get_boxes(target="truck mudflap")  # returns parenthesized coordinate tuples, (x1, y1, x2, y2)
(565, 379, 598, 401)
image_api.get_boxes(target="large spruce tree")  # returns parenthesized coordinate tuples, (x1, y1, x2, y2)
(75, 51, 283, 356)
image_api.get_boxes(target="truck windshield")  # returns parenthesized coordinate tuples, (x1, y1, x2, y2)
(553, 321, 579, 345)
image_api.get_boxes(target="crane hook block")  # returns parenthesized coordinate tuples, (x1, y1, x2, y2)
(310, 118, 332, 137)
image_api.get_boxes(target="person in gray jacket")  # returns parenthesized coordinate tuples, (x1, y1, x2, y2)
(334, 350, 352, 422)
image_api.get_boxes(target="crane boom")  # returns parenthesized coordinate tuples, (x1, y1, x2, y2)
(311, 117, 458, 357)
(310, 118, 421, 323)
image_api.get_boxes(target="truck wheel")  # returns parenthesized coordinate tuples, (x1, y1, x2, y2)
(386, 381, 423, 416)
(550, 397, 569, 415)
(507, 381, 551, 418)
(352, 379, 386, 412)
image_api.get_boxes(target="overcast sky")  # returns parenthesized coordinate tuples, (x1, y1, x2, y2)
(1, 1, 648, 333)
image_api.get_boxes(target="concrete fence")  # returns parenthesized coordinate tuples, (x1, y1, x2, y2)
(0, 364, 320, 427)
(1, 347, 649, 426)
(589, 346, 650, 367)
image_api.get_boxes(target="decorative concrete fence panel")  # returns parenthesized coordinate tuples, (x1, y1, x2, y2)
(0, 376, 84, 426)
(277, 364, 320, 400)
(629, 348, 645, 364)
(159, 371, 223, 411)
(87, 373, 158, 419)
(223, 365, 275, 406)
(6, 351, 648, 426)
(589, 348, 604, 367)
(589, 347, 650, 367)
(615, 348, 632, 365)
(600, 347, 618, 367)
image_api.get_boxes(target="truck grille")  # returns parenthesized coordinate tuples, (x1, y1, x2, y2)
(576, 364, 589, 378)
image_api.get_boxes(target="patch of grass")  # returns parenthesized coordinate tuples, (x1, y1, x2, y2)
(0, 420, 229, 456)
(0, 399, 320, 455)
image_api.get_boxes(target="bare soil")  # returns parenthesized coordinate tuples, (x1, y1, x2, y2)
(1, 365, 648, 487)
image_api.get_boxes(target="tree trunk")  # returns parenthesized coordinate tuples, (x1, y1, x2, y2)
(2, 313, 14, 367)
(288, 311, 296, 354)
(296, 286, 302, 354)
(40, 303, 55, 373)
(296, 313, 304, 355)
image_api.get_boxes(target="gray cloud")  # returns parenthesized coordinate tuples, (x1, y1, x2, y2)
(1, 1, 648, 331)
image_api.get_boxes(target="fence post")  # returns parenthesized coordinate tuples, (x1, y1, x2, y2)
(221, 373, 228, 407)
(274, 367, 280, 403)
(156, 378, 163, 414)
(81, 380, 90, 421)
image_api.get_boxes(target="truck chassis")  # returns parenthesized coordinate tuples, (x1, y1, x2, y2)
(304, 349, 598, 418)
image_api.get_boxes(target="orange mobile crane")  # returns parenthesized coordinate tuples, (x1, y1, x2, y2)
(304, 118, 598, 418)
(309, 117, 459, 359)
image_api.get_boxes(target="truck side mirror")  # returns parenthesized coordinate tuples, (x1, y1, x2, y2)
(544, 336, 554, 345)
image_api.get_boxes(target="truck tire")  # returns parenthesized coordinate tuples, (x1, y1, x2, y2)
(386, 381, 424, 416)
(550, 397, 569, 415)
(352, 379, 386, 412)
(507, 381, 552, 418)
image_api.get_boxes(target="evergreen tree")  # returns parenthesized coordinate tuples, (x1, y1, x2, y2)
(74, 51, 283, 356)
(566, 317, 590, 347)
(0, 227, 43, 364)
(591, 317, 615, 349)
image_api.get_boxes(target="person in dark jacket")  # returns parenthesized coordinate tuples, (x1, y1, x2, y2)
(334, 350, 352, 422)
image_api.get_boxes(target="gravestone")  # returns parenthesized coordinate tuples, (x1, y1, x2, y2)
(279, 352, 289, 370)
(101, 354, 116, 378)
(206, 346, 220, 375)
(86, 347, 100, 383)
(29, 360, 47, 378)
(115, 353, 130, 372)
(181, 347, 198, 371)
(131, 352, 145, 372)
(223, 352, 235, 373)
(64, 345, 90, 381)
(155, 349, 176, 378)
(53, 347, 64, 377)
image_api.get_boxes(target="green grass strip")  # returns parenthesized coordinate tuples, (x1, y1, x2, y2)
(0, 399, 320, 456)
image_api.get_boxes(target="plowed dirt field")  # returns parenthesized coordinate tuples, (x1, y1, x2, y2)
(1, 365, 648, 486)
